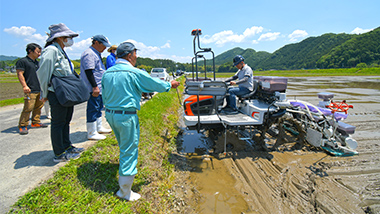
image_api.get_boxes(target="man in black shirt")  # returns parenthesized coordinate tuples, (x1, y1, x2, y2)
(16, 43, 47, 135)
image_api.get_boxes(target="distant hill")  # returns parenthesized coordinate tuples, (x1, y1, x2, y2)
(213, 47, 271, 67)
(257, 33, 353, 70)
(208, 26, 380, 70)
(205, 47, 271, 72)
(0, 55, 19, 61)
(316, 27, 380, 68)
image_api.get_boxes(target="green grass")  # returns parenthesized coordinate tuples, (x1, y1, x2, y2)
(0, 72, 19, 83)
(0, 97, 23, 107)
(9, 77, 186, 213)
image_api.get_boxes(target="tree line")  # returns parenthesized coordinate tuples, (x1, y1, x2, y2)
(210, 26, 380, 71)
(2, 26, 379, 73)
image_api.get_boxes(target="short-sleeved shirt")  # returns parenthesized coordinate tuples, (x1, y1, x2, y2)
(80, 46, 106, 94)
(16, 56, 41, 93)
(235, 64, 253, 91)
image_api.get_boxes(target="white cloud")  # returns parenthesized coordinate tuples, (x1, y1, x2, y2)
(170, 55, 192, 63)
(243, 26, 264, 37)
(64, 37, 93, 58)
(65, 38, 190, 62)
(4, 26, 36, 37)
(201, 26, 263, 46)
(161, 41, 171, 49)
(118, 39, 189, 63)
(123, 39, 161, 58)
(66, 38, 92, 51)
(258, 32, 280, 41)
(288, 29, 308, 42)
(4, 26, 47, 45)
(351, 27, 373, 34)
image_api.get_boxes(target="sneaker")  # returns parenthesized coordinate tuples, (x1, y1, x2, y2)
(31, 123, 48, 128)
(66, 146, 85, 154)
(53, 152, 81, 163)
(19, 126, 28, 135)
(220, 107, 238, 114)
(224, 110, 239, 115)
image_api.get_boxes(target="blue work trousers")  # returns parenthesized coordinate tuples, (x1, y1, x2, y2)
(86, 94, 103, 122)
(105, 112, 139, 176)
(226, 87, 251, 110)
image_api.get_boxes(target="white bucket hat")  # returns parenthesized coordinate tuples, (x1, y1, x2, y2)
(46, 23, 78, 42)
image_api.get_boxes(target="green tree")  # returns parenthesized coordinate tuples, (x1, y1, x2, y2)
(356, 62, 367, 68)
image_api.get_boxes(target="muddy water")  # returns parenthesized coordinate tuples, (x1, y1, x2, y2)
(181, 130, 250, 213)
(179, 76, 380, 214)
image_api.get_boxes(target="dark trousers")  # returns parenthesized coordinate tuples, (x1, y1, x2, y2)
(47, 91, 73, 156)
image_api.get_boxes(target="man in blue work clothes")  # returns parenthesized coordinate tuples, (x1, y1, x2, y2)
(80, 35, 112, 140)
(102, 42, 180, 201)
(223, 55, 253, 114)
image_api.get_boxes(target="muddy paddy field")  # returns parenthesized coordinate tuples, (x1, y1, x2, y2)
(176, 76, 380, 214)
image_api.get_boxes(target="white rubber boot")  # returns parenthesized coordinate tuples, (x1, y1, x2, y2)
(87, 122, 106, 140)
(96, 117, 112, 134)
(44, 101, 51, 119)
(116, 175, 141, 201)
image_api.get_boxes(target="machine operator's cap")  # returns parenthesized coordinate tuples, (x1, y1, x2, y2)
(92, 35, 111, 47)
(233, 55, 244, 66)
(116, 42, 138, 58)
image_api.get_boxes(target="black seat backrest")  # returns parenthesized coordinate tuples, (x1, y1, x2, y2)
(238, 79, 259, 100)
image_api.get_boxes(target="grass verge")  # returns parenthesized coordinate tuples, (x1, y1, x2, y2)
(0, 97, 23, 107)
(9, 77, 186, 213)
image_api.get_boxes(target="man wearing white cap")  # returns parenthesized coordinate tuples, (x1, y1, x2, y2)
(80, 35, 112, 140)
(102, 42, 180, 201)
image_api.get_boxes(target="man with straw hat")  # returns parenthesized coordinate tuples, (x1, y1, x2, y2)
(106, 45, 117, 69)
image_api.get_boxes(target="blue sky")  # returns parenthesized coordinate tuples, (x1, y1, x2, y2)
(0, 0, 378, 63)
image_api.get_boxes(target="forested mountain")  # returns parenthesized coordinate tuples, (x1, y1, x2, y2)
(0, 55, 19, 61)
(211, 26, 380, 71)
(316, 27, 380, 68)
(256, 33, 353, 70)
(206, 47, 271, 72)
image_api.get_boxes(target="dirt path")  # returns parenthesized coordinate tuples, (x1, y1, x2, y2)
(177, 76, 380, 214)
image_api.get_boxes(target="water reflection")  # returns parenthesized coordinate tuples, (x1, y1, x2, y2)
(181, 130, 208, 154)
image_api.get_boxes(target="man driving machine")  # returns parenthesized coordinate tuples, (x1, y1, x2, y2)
(223, 55, 254, 113)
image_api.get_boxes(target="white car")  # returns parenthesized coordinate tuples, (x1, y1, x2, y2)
(150, 68, 170, 81)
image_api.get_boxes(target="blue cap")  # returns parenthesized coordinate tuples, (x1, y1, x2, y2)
(92, 35, 111, 47)
(116, 42, 137, 58)
(233, 55, 244, 66)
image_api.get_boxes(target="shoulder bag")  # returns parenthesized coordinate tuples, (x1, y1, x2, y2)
(51, 72, 90, 107)
(50, 50, 90, 107)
